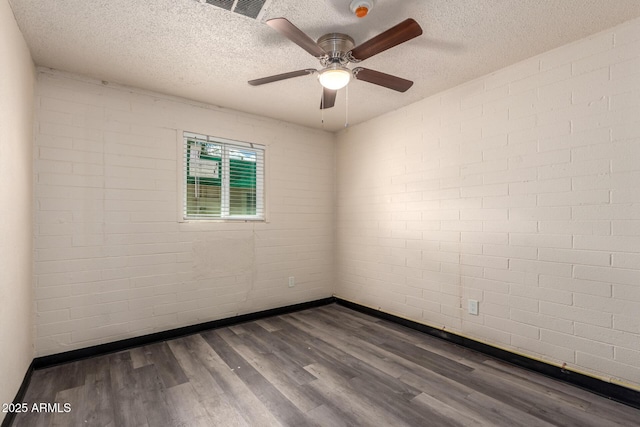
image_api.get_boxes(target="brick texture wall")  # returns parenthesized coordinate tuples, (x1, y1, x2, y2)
(336, 18, 640, 388)
(33, 71, 335, 356)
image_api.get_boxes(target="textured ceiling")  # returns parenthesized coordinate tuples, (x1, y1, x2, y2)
(9, 0, 640, 131)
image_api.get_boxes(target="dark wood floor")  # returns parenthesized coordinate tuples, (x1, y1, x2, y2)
(11, 304, 639, 426)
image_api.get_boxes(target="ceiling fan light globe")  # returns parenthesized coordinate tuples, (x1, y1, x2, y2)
(318, 67, 351, 90)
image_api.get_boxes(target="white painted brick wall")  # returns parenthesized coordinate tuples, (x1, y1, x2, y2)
(33, 70, 335, 356)
(336, 17, 640, 388)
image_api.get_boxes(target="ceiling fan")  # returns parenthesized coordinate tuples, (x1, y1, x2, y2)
(248, 18, 423, 109)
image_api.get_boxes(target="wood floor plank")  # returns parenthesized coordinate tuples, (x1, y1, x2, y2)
(349, 373, 460, 427)
(167, 338, 249, 426)
(230, 322, 318, 384)
(398, 369, 554, 427)
(389, 341, 610, 427)
(72, 354, 116, 427)
(284, 312, 405, 376)
(380, 336, 476, 376)
(286, 310, 428, 392)
(305, 403, 354, 427)
(228, 324, 249, 335)
(293, 320, 443, 426)
(19, 358, 88, 427)
(129, 346, 152, 369)
(255, 318, 282, 332)
(11, 304, 640, 427)
(168, 338, 226, 396)
(464, 389, 556, 427)
(139, 341, 188, 388)
(164, 382, 219, 427)
(108, 351, 149, 427)
(465, 363, 615, 426)
(181, 334, 283, 426)
(50, 386, 83, 427)
(241, 321, 319, 370)
(304, 362, 412, 427)
(216, 329, 324, 413)
(133, 364, 173, 427)
(201, 329, 314, 426)
(14, 367, 59, 427)
(358, 316, 490, 367)
(480, 359, 640, 426)
(464, 357, 638, 427)
(286, 311, 419, 381)
(410, 392, 492, 427)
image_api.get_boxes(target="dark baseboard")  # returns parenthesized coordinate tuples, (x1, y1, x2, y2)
(335, 297, 640, 410)
(1, 361, 34, 427)
(33, 297, 335, 369)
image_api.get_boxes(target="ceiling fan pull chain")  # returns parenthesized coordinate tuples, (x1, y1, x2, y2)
(321, 84, 325, 128)
(345, 84, 349, 128)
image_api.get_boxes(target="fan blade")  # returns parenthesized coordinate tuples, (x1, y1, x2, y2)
(267, 18, 327, 58)
(248, 69, 316, 86)
(353, 68, 413, 92)
(349, 18, 422, 61)
(320, 88, 337, 109)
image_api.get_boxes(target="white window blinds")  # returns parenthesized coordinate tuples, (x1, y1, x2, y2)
(183, 132, 264, 220)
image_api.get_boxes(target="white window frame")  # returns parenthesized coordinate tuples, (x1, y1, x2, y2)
(183, 131, 265, 221)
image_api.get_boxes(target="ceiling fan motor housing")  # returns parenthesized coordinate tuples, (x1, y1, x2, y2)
(317, 33, 355, 65)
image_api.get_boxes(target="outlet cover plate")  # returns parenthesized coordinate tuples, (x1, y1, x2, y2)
(468, 299, 479, 315)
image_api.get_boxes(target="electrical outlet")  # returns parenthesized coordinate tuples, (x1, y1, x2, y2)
(468, 299, 479, 315)
(288, 276, 295, 288)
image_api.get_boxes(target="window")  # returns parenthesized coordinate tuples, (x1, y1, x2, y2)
(183, 132, 264, 220)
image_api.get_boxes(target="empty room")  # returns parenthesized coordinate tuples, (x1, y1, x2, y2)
(1, 0, 640, 425)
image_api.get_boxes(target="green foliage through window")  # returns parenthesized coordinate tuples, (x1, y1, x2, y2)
(184, 133, 264, 219)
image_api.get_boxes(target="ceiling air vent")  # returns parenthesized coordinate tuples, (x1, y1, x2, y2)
(205, 0, 233, 11)
(202, 0, 269, 20)
(234, 0, 267, 19)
